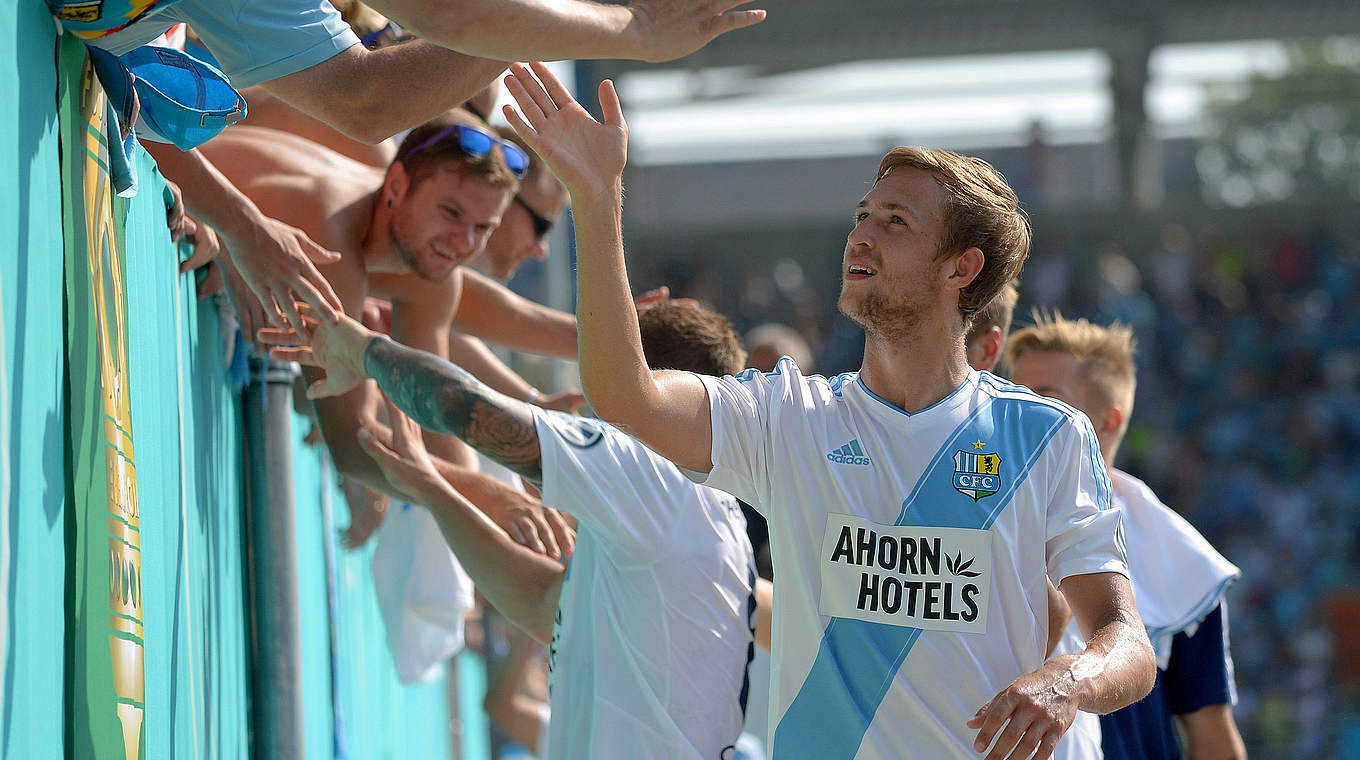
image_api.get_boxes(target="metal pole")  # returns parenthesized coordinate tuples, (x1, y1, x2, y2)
(243, 355, 305, 760)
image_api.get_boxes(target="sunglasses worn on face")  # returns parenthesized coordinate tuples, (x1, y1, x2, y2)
(514, 194, 555, 239)
(404, 124, 530, 179)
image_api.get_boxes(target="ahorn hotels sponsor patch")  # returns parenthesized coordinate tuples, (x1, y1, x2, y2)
(818, 513, 992, 634)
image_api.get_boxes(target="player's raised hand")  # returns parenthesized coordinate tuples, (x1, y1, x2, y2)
(503, 62, 627, 197)
(627, 0, 767, 63)
(967, 656, 1077, 760)
(258, 305, 377, 399)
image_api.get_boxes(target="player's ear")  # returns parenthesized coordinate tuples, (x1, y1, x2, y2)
(384, 161, 411, 207)
(1100, 405, 1124, 437)
(946, 247, 985, 292)
(982, 327, 1002, 365)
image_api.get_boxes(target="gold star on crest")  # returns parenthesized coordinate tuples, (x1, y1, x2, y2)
(971, 440, 986, 450)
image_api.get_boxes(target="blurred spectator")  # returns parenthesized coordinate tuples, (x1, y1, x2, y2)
(965, 281, 1018, 372)
(484, 628, 550, 757)
(744, 322, 813, 373)
(467, 127, 570, 283)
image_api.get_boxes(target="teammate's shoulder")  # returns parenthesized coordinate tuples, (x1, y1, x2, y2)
(731, 355, 840, 393)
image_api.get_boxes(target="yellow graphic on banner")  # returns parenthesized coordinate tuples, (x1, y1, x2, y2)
(61, 0, 170, 39)
(80, 67, 145, 760)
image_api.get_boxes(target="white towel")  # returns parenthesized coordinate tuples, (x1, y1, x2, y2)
(1111, 469, 1240, 668)
(371, 503, 475, 684)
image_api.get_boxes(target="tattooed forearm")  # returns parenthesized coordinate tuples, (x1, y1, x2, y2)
(364, 335, 543, 481)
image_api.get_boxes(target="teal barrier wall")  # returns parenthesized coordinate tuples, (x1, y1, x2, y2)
(1, 5, 483, 756)
(121, 152, 252, 760)
(1, 2, 66, 758)
(292, 442, 468, 760)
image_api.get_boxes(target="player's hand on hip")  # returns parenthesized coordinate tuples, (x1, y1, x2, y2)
(967, 656, 1078, 760)
(502, 62, 628, 198)
(627, 0, 767, 63)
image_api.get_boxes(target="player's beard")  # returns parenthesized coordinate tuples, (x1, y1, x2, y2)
(837, 277, 931, 343)
(390, 220, 453, 283)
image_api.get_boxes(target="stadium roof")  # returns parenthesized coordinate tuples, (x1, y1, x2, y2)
(592, 0, 1360, 76)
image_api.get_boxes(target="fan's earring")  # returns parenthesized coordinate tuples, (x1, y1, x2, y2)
(386, 197, 393, 208)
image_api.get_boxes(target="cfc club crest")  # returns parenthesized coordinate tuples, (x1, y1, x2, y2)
(953, 448, 1002, 501)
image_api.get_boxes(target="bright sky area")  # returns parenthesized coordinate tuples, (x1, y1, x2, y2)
(490, 42, 1291, 166)
(604, 40, 1290, 166)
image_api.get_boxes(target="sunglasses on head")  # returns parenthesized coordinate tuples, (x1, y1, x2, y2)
(514, 194, 555, 239)
(404, 124, 530, 179)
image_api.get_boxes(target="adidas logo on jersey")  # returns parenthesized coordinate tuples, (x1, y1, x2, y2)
(826, 439, 871, 466)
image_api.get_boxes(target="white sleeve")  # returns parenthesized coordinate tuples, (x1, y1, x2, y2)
(533, 408, 680, 561)
(1044, 416, 1129, 584)
(688, 363, 788, 508)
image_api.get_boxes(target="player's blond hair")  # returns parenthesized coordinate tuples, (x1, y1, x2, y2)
(875, 148, 1031, 326)
(1004, 312, 1137, 416)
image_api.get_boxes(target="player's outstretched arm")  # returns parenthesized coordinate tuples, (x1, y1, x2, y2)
(262, 310, 574, 557)
(968, 571, 1155, 760)
(361, 394, 561, 642)
(266, 310, 546, 481)
(262, 41, 510, 144)
(370, 0, 765, 64)
(365, 334, 546, 481)
(503, 62, 715, 474)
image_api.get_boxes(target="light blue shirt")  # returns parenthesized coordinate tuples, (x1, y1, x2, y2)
(78, 0, 358, 88)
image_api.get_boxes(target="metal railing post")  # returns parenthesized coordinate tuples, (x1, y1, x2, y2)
(242, 355, 305, 760)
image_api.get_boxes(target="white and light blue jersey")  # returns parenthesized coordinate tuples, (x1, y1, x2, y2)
(533, 409, 757, 760)
(691, 358, 1127, 759)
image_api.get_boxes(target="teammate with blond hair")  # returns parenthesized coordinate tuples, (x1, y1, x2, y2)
(1007, 314, 1244, 760)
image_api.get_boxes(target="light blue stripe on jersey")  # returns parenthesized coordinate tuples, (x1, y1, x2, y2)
(771, 394, 1069, 759)
(981, 372, 1112, 516)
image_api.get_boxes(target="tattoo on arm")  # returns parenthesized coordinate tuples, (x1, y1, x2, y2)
(364, 335, 543, 482)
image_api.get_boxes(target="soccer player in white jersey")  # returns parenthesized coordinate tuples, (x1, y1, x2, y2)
(1006, 315, 1245, 760)
(500, 61, 1156, 760)
(268, 301, 758, 759)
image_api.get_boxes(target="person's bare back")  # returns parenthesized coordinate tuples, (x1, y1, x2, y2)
(198, 126, 379, 311)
